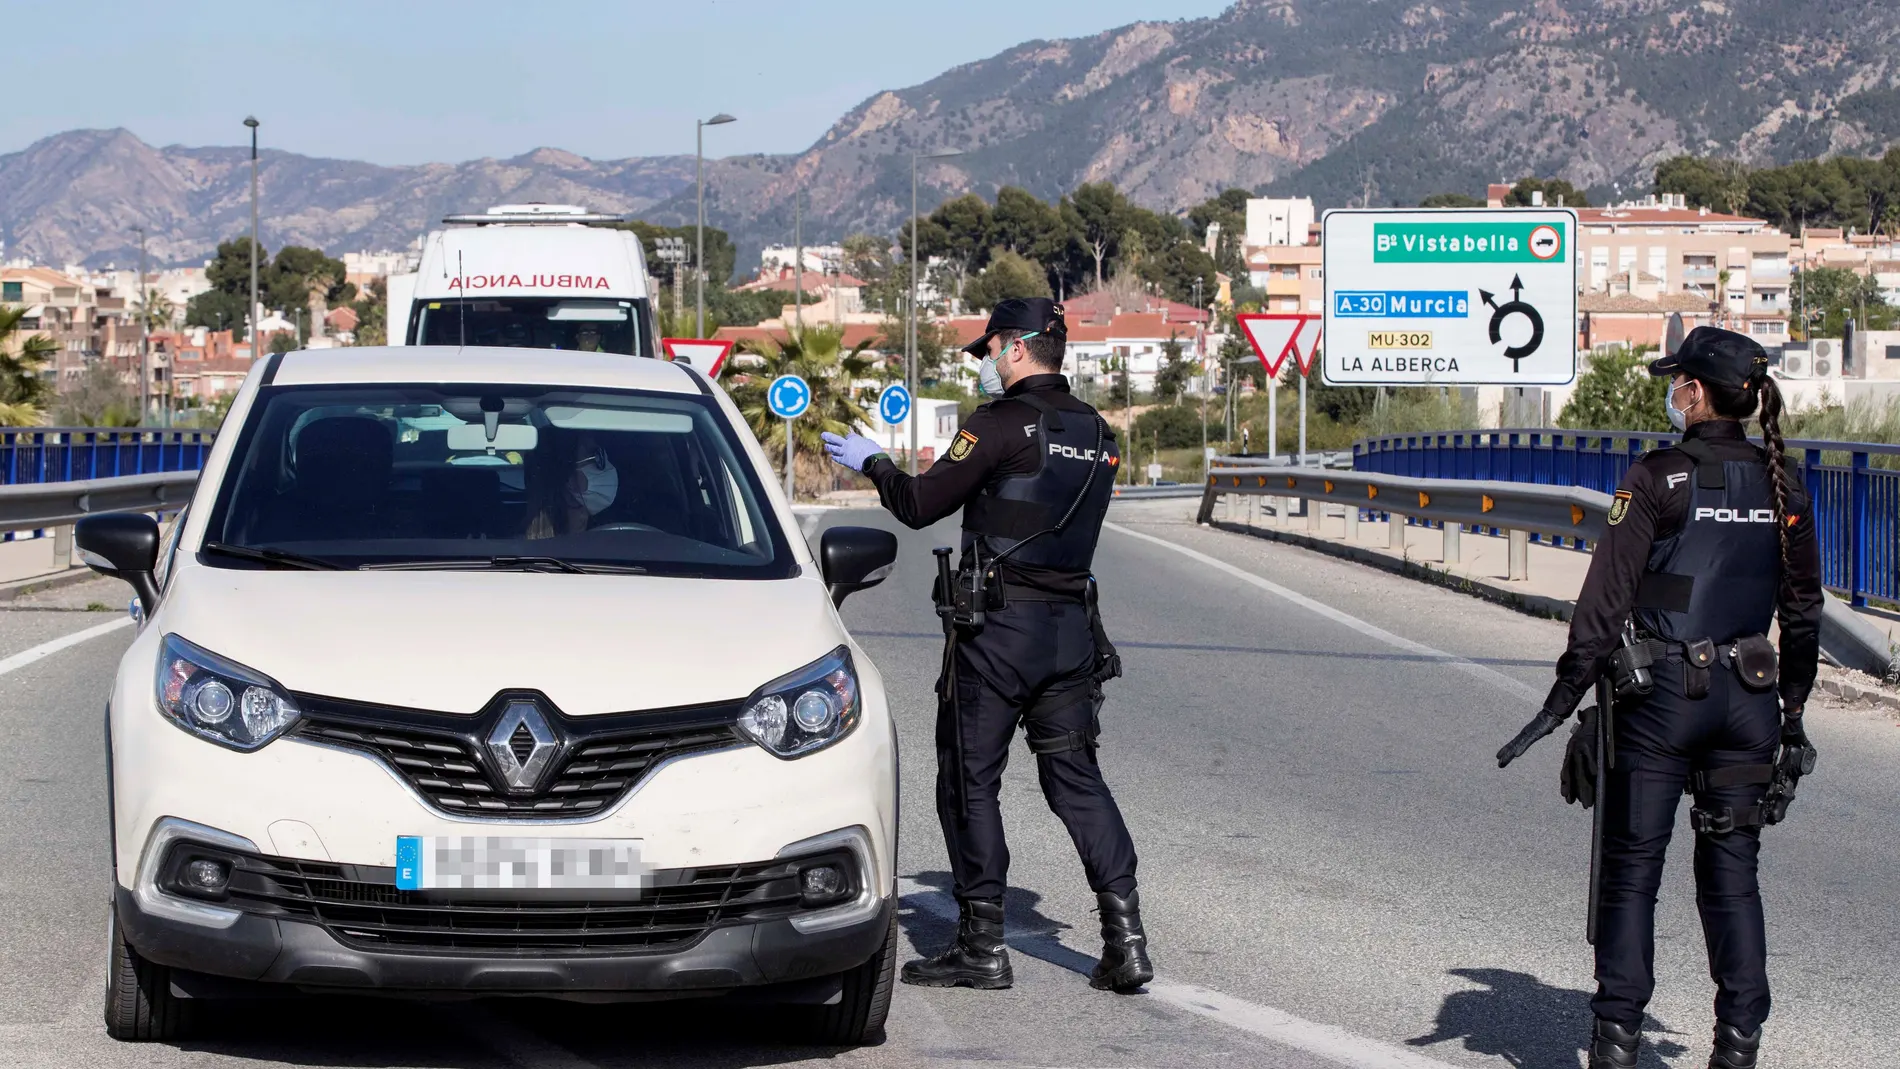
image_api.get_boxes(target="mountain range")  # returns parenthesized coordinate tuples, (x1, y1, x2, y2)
(5, 0, 1899, 271)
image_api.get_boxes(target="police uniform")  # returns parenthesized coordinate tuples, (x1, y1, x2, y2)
(1522, 329, 1823, 1069)
(837, 298, 1151, 993)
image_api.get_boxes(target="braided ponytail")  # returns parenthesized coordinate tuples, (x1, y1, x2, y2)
(1756, 375, 1794, 583)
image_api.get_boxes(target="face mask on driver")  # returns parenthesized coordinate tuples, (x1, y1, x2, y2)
(572, 450, 619, 515)
(1665, 380, 1697, 432)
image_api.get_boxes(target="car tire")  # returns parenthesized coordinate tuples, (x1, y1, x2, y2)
(104, 903, 184, 1041)
(800, 909, 896, 1046)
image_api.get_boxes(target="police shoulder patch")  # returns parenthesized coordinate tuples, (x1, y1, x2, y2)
(947, 430, 978, 462)
(1607, 490, 1631, 526)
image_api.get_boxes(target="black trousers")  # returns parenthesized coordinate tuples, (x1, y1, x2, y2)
(936, 599, 1138, 904)
(1594, 654, 1780, 1033)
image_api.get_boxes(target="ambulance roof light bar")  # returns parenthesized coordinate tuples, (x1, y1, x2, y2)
(442, 203, 629, 226)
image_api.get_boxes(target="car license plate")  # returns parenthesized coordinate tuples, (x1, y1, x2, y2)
(394, 836, 648, 891)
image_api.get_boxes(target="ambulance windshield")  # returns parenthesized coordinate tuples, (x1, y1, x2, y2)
(411, 297, 648, 355)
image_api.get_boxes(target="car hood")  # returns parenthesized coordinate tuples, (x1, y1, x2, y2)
(154, 562, 843, 715)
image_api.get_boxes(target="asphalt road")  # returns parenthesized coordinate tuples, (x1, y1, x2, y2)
(1, 500, 1894, 1068)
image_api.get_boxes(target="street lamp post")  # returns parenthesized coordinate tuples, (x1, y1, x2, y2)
(133, 226, 148, 424)
(243, 116, 260, 350)
(695, 113, 737, 338)
(909, 149, 963, 475)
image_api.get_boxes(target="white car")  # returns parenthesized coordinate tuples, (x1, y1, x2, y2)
(76, 346, 900, 1045)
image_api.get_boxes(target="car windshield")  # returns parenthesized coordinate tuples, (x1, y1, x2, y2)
(411, 297, 649, 355)
(202, 384, 792, 578)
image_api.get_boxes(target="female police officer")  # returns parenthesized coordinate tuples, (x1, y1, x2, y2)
(1498, 327, 1822, 1069)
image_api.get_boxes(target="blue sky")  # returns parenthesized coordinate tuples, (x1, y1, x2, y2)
(5, 0, 1230, 165)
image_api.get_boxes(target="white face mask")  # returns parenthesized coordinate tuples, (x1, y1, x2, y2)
(1666, 380, 1697, 432)
(979, 330, 1040, 399)
(572, 452, 618, 515)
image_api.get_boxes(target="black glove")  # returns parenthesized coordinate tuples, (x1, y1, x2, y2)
(1497, 710, 1566, 768)
(1560, 705, 1600, 808)
(1779, 708, 1817, 778)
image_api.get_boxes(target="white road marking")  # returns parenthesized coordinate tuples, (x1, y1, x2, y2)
(898, 880, 1462, 1069)
(1104, 522, 1544, 704)
(0, 617, 132, 678)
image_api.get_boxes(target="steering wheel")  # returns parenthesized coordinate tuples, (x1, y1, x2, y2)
(591, 521, 662, 533)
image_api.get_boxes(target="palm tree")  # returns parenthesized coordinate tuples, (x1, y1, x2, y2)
(726, 324, 876, 462)
(0, 305, 57, 426)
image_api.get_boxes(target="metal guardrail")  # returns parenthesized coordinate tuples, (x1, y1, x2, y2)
(0, 472, 198, 539)
(1356, 428, 1900, 608)
(2, 427, 215, 486)
(1199, 462, 1897, 679)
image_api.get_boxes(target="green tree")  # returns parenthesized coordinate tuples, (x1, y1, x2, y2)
(726, 324, 876, 467)
(52, 362, 140, 427)
(351, 277, 388, 346)
(1187, 189, 1250, 278)
(1418, 193, 1486, 208)
(1557, 347, 1669, 431)
(0, 305, 57, 425)
(963, 250, 1052, 312)
(1153, 334, 1193, 404)
(269, 245, 353, 312)
(1790, 265, 1895, 337)
(1062, 182, 1134, 288)
(927, 193, 993, 305)
(990, 186, 1072, 270)
(1504, 176, 1591, 208)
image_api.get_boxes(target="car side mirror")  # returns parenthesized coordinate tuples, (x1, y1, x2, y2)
(75, 512, 161, 611)
(819, 526, 898, 608)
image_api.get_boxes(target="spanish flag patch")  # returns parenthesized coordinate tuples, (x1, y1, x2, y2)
(1607, 489, 1632, 526)
(947, 430, 978, 462)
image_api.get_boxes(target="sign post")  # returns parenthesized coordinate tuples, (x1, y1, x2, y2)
(878, 382, 911, 465)
(767, 373, 811, 500)
(1237, 313, 1322, 464)
(660, 337, 734, 378)
(1320, 208, 1578, 387)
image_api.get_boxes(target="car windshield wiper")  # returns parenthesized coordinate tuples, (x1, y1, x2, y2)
(202, 541, 347, 571)
(360, 556, 649, 575)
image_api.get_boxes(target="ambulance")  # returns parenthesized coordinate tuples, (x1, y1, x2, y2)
(388, 203, 662, 360)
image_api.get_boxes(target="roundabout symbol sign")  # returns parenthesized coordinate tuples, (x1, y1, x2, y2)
(768, 374, 811, 420)
(877, 383, 911, 425)
(1481, 273, 1545, 373)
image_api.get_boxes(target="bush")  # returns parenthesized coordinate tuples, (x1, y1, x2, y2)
(1133, 404, 1223, 449)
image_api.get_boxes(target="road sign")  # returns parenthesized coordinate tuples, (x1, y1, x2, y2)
(1320, 208, 1578, 386)
(767, 374, 811, 419)
(1237, 314, 1322, 377)
(660, 337, 733, 378)
(877, 383, 911, 426)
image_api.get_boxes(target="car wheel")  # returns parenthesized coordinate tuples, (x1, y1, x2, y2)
(800, 910, 896, 1046)
(104, 902, 184, 1041)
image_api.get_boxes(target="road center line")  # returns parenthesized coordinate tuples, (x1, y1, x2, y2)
(898, 880, 1461, 1069)
(0, 617, 133, 678)
(1103, 522, 1544, 704)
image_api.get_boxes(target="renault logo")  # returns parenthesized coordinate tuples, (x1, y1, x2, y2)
(486, 701, 559, 793)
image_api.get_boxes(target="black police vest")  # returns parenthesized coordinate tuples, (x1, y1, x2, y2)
(960, 394, 1118, 574)
(1633, 438, 1783, 644)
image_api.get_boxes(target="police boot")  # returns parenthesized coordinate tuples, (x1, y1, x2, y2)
(1707, 1022, 1761, 1069)
(900, 898, 1011, 990)
(1589, 1018, 1641, 1069)
(1088, 890, 1154, 992)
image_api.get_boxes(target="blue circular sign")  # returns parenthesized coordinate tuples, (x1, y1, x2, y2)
(877, 383, 911, 426)
(767, 374, 811, 419)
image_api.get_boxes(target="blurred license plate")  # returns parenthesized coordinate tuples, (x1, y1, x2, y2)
(395, 836, 648, 891)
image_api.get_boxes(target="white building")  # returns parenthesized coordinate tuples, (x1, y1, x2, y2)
(760, 244, 844, 275)
(1244, 197, 1316, 249)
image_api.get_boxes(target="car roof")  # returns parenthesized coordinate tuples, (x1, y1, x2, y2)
(269, 346, 705, 394)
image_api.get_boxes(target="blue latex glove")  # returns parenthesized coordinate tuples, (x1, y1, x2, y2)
(821, 431, 884, 473)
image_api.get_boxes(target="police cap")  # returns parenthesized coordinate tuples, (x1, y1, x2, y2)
(960, 297, 1068, 356)
(1647, 326, 1769, 389)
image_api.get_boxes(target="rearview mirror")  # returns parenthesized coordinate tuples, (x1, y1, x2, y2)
(819, 526, 898, 608)
(445, 423, 539, 452)
(75, 512, 161, 611)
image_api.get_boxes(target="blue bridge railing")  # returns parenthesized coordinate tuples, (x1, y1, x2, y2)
(2, 427, 216, 486)
(1354, 428, 1900, 608)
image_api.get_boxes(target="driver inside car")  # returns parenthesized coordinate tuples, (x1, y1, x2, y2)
(526, 431, 618, 538)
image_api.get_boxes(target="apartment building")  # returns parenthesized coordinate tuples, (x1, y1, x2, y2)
(1573, 195, 1792, 344)
(1243, 242, 1324, 314)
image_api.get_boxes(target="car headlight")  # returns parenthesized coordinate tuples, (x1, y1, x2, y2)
(154, 634, 302, 751)
(736, 646, 859, 759)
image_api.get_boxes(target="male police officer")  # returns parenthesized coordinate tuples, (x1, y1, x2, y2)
(820, 297, 1153, 994)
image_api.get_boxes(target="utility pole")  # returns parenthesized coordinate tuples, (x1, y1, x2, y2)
(695, 113, 737, 338)
(133, 226, 149, 424)
(244, 116, 260, 350)
(908, 149, 963, 475)
(793, 191, 804, 335)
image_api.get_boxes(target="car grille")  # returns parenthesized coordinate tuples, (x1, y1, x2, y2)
(217, 852, 807, 955)
(292, 692, 745, 819)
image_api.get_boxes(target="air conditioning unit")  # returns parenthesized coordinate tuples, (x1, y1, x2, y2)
(1811, 338, 1842, 380)
(1779, 350, 1807, 378)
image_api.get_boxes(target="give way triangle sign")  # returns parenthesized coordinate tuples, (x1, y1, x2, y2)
(660, 337, 734, 378)
(1236, 314, 1322, 377)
